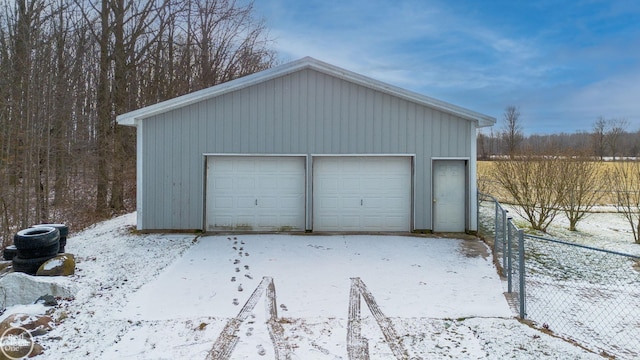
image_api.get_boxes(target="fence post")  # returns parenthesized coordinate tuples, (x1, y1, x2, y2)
(518, 229, 526, 319)
(506, 219, 513, 293)
(502, 210, 508, 277)
(494, 199, 499, 254)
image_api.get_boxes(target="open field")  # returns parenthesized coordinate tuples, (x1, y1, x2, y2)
(478, 160, 627, 207)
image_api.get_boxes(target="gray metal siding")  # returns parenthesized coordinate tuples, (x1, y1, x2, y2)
(140, 69, 471, 230)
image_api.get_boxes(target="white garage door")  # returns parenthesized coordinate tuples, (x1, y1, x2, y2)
(205, 156, 305, 231)
(313, 156, 412, 231)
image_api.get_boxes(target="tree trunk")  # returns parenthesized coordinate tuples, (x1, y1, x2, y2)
(96, 0, 111, 214)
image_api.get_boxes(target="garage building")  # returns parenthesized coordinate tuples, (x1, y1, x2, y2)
(117, 57, 495, 233)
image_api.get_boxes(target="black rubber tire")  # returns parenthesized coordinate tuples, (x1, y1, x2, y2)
(12, 255, 56, 275)
(16, 241, 59, 259)
(3, 245, 17, 261)
(32, 223, 68, 238)
(14, 227, 59, 250)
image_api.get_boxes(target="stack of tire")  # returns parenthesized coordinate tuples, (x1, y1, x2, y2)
(7, 224, 68, 275)
(33, 223, 68, 253)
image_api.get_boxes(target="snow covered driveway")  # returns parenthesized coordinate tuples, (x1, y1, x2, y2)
(26, 213, 599, 359)
(121, 234, 510, 320)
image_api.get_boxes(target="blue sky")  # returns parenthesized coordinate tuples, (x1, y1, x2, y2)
(253, 0, 640, 135)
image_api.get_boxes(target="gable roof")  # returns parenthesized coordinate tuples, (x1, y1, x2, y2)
(117, 56, 496, 127)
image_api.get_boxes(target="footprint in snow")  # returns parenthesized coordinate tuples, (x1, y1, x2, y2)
(257, 344, 266, 356)
(233, 259, 240, 264)
(244, 274, 253, 279)
(232, 298, 239, 306)
(235, 267, 240, 272)
(231, 276, 236, 282)
(245, 252, 249, 256)
(279, 304, 288, 311)
(238, 284, 243, 292)
(244, 265, 249, 270)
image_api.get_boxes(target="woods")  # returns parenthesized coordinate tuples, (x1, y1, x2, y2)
(0, 0, 275, 245)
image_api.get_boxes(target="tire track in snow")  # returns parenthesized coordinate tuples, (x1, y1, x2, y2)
(348, 277, 409, 360)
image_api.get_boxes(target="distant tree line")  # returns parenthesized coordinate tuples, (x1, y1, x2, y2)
(0, 0, 275, 245)
(478, 111, 638, 160)
(480, 107, 640, 243)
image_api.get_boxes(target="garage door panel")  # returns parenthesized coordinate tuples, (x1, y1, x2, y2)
(318, 216, 339, 228)
(360, 179, 385, 191)
(278, 176, 303, 189)
(340, 215, 361, 229)
(279, 196, 303, 209)
(234, 159, 255, 171)
(362, 216, 382, 227)
(214, 177, 234, 190)
(258, 177, 279, 190)
(236, 197, 256, 209)
(258, 197, 278, 209)
(384, 216, 406, 228)
(313, 156, 411, 231)
(237, 177, 256, 190)
(341, 178, 360, 192)
(214, 197, 234, 209)
(213, 159, 233, 172)
(257, 215, 277, 226)
(317, 178, 339, 191)
(206, 156, 305, 231)
(379, 197, 405, 209)
(341, 197, 361, 209)
(363, 197, 386, 208)
(318, 197, 339, 210)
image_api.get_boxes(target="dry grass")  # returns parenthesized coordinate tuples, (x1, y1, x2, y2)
(478, 160, 622, 206)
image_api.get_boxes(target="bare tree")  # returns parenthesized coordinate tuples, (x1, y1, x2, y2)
(0, 0, 276, 244)
(501, 105, 523, 158)
(606, 118, 628, 161)
(491, 150, 567, 232)
(592, 117, 607, 160)
(608, 161, 640, 244)
(559, 153, 605, 231)
(477, 130, 489, 160)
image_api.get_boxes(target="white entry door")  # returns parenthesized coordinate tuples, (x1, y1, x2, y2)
(205, 156, 305, 231)
(313, 156, 412, 231)
(433, 160, 466, 232)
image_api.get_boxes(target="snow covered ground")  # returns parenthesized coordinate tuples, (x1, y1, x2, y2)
(479, 200, 640, 359)
(2, 213, 607, 359)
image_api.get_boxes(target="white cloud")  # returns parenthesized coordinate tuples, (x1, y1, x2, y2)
(566, 68, 640, 123)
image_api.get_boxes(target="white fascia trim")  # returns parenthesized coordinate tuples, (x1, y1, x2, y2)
(202, 153, 309, 157)
(135, 119, 144, 230)
(311, 153, 416, 158)
(469, 123, 479, 231)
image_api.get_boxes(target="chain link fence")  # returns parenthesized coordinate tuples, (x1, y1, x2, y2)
(479, 193, 640, 359)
